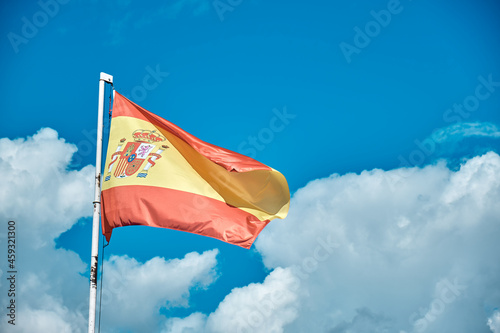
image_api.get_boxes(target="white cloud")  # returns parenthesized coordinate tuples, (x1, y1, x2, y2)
(101, 250, 219, 333)
(255, 152, 500, 332)
(0, 128, 94, 247)
(163, 312, 208, 333)
(329, 308, 393, 333)
(489, 311, 500, 333)
(0, 128, 93, 332)
(163, 267, 300, 333)
(156, 151, 500, 333)
(205, 267, 299, 333)
(15, 296, 87, 333)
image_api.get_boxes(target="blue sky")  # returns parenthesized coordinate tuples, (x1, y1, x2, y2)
(1, 0, 500, 332)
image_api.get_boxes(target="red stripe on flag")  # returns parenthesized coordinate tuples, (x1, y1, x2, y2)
(101, 185, 270, 249)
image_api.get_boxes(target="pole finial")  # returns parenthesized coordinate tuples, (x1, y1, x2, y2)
(100, 72, 113, 84)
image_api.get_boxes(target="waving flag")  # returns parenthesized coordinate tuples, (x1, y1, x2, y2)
(101, 92, 290, 249)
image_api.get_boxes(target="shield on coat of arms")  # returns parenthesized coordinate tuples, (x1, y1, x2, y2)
(114, 142, 156, 178)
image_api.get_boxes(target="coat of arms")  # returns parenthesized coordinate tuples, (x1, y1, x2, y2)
(104, 129, 169, 181)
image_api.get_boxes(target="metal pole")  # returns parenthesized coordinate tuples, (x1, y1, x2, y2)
(88, 72, 113, 333)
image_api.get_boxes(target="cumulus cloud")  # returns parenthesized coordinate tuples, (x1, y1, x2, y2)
(0, 128, 94, 247)
(163, 312, 208, 333)
(0, 128, 93, 332)
(489, 311, 500, 333)
(101, 250, 219, 333)
(205, 267, 299, 333)
(0, 129, 219, 333)
(163, 267, 300, 333)
(155, 151, 500, 333)
(329, 308, 393, 333)
(255, 152, 500, 332)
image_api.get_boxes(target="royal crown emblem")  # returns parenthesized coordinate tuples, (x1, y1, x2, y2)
(132, 129, 166, 143)
(104, 129, 169, 181)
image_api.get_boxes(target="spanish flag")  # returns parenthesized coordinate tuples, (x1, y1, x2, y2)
(101, 92, 290, 249)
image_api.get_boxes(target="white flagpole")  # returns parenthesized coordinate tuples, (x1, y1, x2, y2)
(88, 72, 113, 333)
